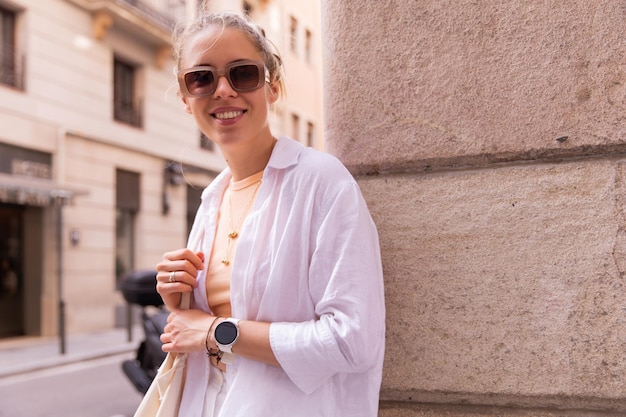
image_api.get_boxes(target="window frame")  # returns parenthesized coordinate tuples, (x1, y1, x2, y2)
(0, 4, 22, 90)
(289, 15, 298, 55)
(291, 113, 300, 140)
(304, 28, 313, 64)
(115, 168, 140, 287)
(113, 56, 143, 128)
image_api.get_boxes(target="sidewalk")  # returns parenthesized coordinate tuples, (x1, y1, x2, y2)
(0, 325, 142, 378)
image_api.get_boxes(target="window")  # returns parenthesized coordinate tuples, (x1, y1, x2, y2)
(113, 57, 142, 127)
(305, 29, 312, 64)
(291, 113, 300, 140)
(306, 122, 314, 148)
(115, 169, 140, 287)
(289, 16, 298, 54)
(0, 5, 20, 89)
(243, 2, 253, 15)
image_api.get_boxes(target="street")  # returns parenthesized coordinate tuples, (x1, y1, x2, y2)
(0, 353, 144, 417)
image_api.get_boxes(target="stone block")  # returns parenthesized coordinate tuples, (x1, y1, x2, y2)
(359, 159, 626, 412)
(324, 1, 626, 175)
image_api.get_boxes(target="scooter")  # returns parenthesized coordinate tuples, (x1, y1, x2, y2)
(120, 270, 168, 394)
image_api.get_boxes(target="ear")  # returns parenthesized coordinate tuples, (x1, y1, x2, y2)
(268, 81, 280, 104)
(179, 92, 192, 114)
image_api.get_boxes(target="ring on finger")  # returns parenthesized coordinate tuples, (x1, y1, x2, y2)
(169, 271, 176, 283)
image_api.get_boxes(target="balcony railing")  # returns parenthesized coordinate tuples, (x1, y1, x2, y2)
(114, 98, 144, 128)
(0, 41, 25, 90)
(118, 0, 187, 30)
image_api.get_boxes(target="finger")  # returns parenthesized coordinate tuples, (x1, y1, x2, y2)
(155, 282, 193, 306)
(156, 270, 176, 284)
(161, 248, 192, 261)
(156, 260, 202, 287)
(156, 269, 197, 288)
(195, 251, 205, 263)
(189, 250, 205, 269)
(156, 258, 198, 276)
(162, 248, 204, 270)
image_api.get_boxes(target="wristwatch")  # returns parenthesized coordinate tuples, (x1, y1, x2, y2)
(214, 318, 240, 354)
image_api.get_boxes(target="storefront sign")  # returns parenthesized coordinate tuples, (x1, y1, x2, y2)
(0, 142, 52, 178)
(0, 187, 52, 206)
(11, 159, 51, 179)
(0, 143, 67, 206)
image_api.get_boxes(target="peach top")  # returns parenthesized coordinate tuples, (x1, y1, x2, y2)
(205, 170, 264, 317)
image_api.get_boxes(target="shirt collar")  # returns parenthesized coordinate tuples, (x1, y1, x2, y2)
(267, 136, 303, 170)
(201, 136, 303, 201)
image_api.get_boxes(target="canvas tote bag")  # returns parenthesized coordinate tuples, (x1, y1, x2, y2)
(132, 291, 191, 417)
(132, 216, 206, 417)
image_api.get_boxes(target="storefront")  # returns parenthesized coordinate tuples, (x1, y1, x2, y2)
(0, 142, 86, 339)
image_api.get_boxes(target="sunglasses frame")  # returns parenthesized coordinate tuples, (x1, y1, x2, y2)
(177, 60, 270, 98)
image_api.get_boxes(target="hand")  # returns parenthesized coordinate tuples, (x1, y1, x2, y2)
(160, 309, 216, 353)
(156, 248, 204, 311)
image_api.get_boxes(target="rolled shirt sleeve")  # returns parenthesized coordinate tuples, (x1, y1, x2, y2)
(269, 181, 385, 394)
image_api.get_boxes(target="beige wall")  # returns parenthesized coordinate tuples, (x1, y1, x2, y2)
(274, 1, 324, 149)
(208, 0, 325, 149)
(0, 0, 219, 335)
(3, 0, 224, 169)
(322, 0, 626, 415)
(2, 0, 222, 170)
(1, 0, 323, 336)
(61, 134, 187, 330)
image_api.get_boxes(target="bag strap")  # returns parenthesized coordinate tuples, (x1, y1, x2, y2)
(178, 226, 204, 311)
(179, 292, 191, 310)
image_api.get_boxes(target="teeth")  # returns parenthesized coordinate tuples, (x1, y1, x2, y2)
(215, 111, 243, 120)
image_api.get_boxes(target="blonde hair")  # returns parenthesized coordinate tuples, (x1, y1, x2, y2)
(173, 10, 286, 99)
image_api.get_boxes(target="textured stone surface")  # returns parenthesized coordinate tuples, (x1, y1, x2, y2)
(323, 1, 626, 175)
(322, 0, 626, 414)
(379, 402, 625, 417)
(359, 160, 626, 411)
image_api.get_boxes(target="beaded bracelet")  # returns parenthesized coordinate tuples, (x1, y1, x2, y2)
(205, 316, 222, 359)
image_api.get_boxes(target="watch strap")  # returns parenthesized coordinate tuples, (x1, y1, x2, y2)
(220, 351, 235, 365)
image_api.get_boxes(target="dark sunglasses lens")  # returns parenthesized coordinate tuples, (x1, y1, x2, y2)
(230, 64, 261, 91)
(185, 70, 215, 95)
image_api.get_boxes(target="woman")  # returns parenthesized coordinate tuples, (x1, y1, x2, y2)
(155, 10, 385, 417)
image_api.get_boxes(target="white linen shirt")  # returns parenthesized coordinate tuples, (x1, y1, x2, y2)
(178, 136, 386, 417)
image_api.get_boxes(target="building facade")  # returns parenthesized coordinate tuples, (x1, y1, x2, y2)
(0, 0, 322, 340)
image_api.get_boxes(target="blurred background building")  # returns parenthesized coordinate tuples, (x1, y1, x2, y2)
(0, 0, 323, 339)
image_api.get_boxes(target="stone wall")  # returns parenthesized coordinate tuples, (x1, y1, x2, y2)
(321, 1, 626, 415)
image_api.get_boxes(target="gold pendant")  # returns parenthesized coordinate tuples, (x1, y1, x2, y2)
(221, 258, 230, 266)
(228, 230, 238, 239)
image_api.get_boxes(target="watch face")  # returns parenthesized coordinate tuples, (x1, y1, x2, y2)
(215, 321, 238, 345)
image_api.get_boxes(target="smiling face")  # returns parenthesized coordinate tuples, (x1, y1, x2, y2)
(179, 25, 279, 152)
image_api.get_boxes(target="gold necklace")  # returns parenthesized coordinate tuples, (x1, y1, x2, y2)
(221, 179, 262, 266)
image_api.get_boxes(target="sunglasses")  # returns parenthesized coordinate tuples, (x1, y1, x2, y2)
(178, 60, 270, 98)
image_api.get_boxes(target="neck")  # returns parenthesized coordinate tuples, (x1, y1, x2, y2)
(222, 135, 277, 181)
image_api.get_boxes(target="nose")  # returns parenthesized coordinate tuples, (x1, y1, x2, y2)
(213, 74, 236, 98)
